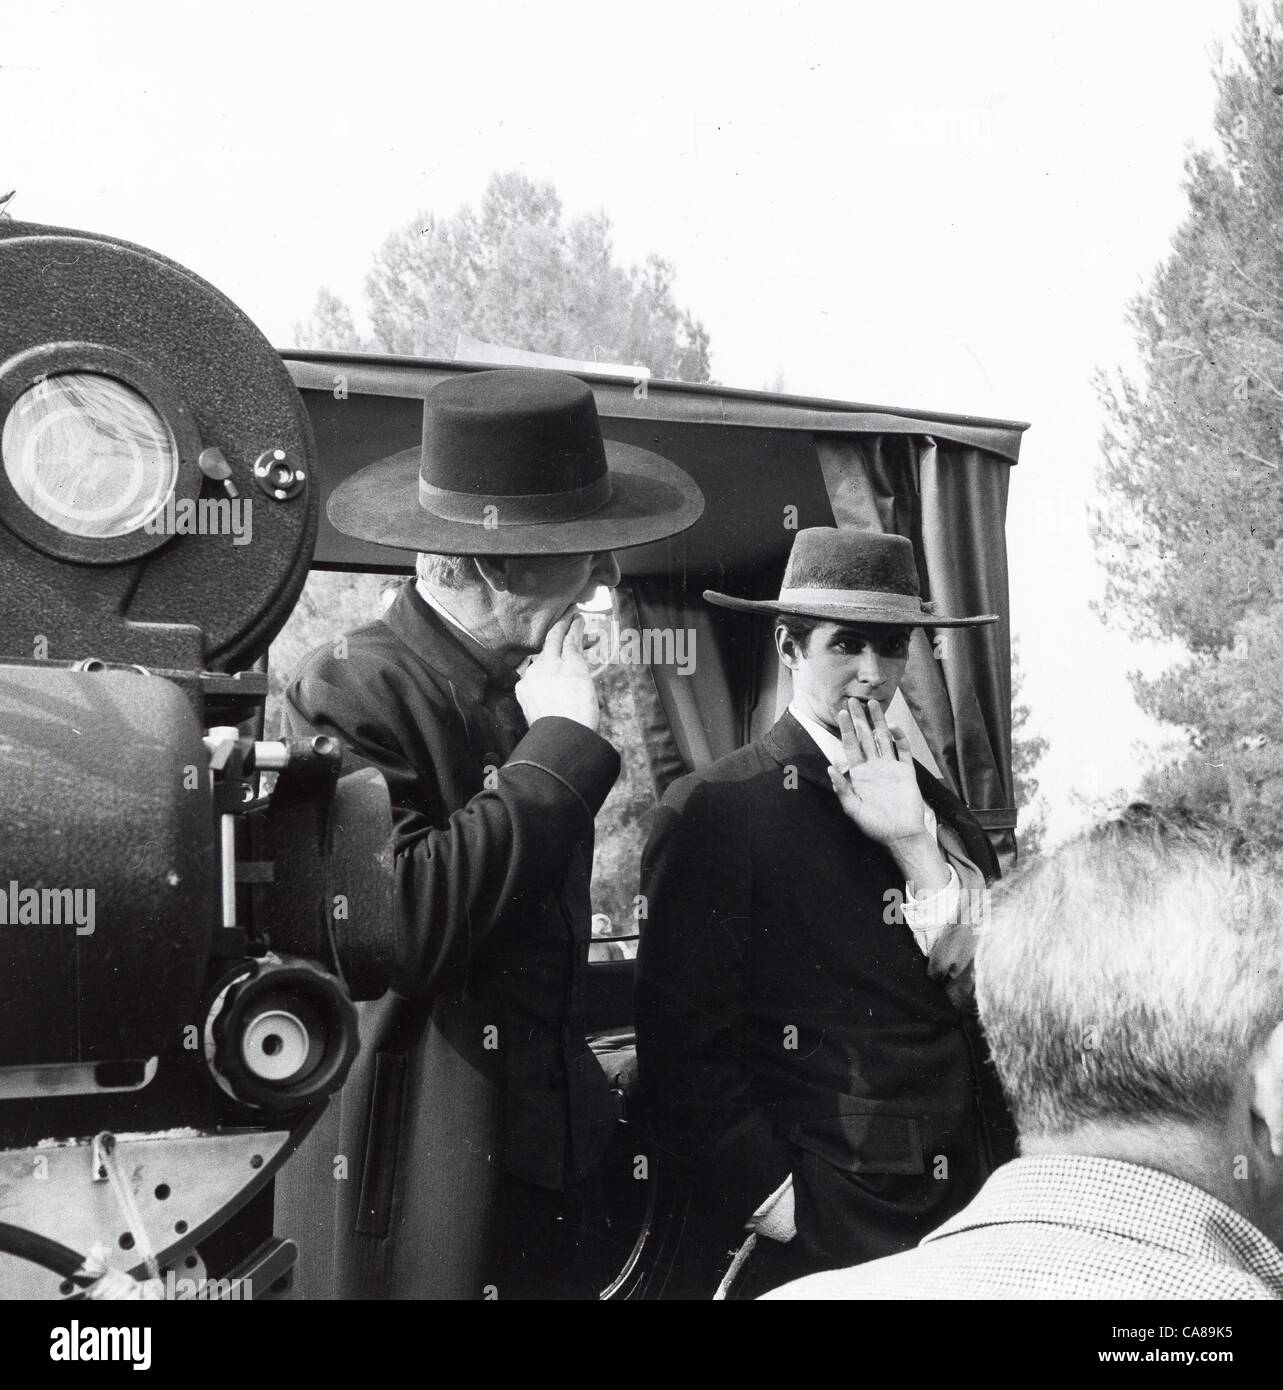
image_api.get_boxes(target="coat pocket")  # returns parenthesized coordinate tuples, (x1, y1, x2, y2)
(355, 1050, 407, 1238)
(788, 1110, 925, 1176)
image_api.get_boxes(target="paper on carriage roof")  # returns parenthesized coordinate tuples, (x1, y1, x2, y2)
(454, 332, 650, 380)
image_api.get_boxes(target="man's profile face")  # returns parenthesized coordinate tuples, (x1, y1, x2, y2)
(499, 549, 620, 653)
(778, 620, 913, 732)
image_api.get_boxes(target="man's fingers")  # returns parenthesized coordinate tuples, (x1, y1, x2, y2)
(564, 614, 586, 660)
(837, 706, 864, 766)
(868, 697, 891, 737)
(541, 612, 574, 657)
(867, 697, 891, 758)
(887, 723, 912, 762)
(846, 698, 877, 761)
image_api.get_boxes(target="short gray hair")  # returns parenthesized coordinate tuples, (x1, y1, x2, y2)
(415, 552, 476, 590)
(976, 806, 1283, 1139)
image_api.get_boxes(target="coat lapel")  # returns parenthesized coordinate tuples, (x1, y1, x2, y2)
(761, 710, 837, 791)
(914, 765, 1000, 881)
(761, 711, 999, 882)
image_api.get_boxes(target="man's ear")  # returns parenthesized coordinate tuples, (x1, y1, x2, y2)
(775, 624, 800, 669)
(1251, 1020, 1283, 1158)
(474, 557, 513, 594)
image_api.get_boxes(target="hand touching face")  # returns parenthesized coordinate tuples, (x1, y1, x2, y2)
(826, 696, 928, 848)
(514, 613, 601, 732)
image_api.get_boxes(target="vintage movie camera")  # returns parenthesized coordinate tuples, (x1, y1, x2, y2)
(0, 222, 395, 1299)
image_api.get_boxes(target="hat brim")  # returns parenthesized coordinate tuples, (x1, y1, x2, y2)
(326, 441, 704, 556)
(703, 590, 998, 628)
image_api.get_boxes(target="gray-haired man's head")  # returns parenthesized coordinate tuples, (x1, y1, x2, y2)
(976, 805, 1283, 1235)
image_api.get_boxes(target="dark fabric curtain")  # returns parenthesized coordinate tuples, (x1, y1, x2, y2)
(917, 438, 1014, 820)
(620, 582, 761, 799)
(816, 435, 1015, 862)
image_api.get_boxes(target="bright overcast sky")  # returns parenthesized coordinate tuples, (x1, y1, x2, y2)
(2, 0, 1243, 840)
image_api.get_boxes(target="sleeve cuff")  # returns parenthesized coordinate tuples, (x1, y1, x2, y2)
(504, 716, 621, 819)
(902, 864, 961, 954)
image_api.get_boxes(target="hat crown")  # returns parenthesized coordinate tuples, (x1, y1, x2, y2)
(421, 368, 608, 497)
(781, 528, 921, 600)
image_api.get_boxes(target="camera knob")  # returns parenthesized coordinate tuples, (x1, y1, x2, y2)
(204, 956, 357, 1112)
(241, 1008, 313, 1082)
(253, 447, 306, 501)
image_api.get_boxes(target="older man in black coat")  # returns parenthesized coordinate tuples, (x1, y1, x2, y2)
(282, 369, 702, 1299)
(635, 528, 1014, 1298)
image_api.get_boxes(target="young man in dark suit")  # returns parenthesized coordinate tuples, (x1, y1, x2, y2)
(635, 527, 1013, 1297)
(282, 368, 702, 1299)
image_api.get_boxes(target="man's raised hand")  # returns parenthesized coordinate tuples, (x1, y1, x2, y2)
(826, 697, 926, 848)
(515, 613, 601, 733)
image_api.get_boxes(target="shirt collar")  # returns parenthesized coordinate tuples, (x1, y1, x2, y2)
(788, 701, 847, 769)
(415, 577, 474, 640)
(381, 580, 519, 699)
(928, 1154, 1283, 1293)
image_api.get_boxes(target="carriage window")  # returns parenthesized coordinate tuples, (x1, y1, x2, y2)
(263, 570, 392, 739)
(584, 610, 651, 962)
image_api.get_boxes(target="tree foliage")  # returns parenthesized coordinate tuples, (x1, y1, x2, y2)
(1095, 1, 1283, 845)
(294, 171, 712, 381)
(293, 288, 374, 353)
(1010, 639, 1049, 859)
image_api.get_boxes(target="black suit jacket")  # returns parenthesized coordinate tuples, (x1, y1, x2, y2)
(278, 584, 620, 1297)
(635, 711, 1012, 1289)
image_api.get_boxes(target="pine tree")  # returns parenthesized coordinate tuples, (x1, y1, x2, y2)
(291, 287, 373, 353)
(1095, 1, 1283, 845)
(293, 171, 712, 381)
(1011, 640, 1049, 859)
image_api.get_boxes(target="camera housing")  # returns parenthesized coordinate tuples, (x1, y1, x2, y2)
(0, 222, 394, 1299)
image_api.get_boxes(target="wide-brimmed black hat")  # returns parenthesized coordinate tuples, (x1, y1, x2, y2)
(326, 367, 704, 555)
(704, 527, 997, 627)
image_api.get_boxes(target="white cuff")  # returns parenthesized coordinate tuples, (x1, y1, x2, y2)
(902, 864, 961, 954)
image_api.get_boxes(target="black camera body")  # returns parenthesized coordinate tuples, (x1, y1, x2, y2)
(0, 222, 395, 1299)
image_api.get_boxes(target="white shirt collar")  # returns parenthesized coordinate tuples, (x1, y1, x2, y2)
(414, 578, 536, 674)
(788, 701, 848, 768)
(415, 576, 479, 641)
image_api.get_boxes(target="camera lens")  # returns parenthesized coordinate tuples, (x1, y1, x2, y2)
(1, 371, 178, 538)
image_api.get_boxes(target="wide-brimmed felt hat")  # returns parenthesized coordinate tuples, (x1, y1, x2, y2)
(704, 527, 997, 628)
(326, 367, 704, 555)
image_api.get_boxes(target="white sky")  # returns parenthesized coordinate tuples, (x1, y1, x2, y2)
(2, 0, 1243, 840)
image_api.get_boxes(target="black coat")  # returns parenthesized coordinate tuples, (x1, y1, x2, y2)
(635, 711, 1013, 1292)
(276, 583, 620, 1298)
